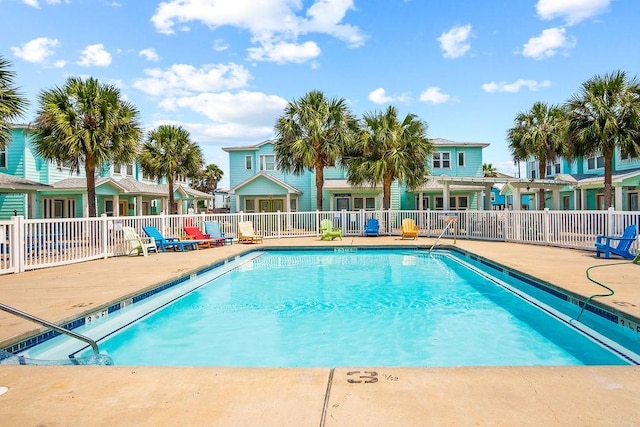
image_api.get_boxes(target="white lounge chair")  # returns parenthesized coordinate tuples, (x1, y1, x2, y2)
(238, 221, 263, 244)
(123, 226, 158, 256)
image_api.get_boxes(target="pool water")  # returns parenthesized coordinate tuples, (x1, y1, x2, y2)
(25, 250, 636, 367)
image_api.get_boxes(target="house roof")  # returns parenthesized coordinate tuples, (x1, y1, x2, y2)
(228, 172, 302, 194)
(431, 138, 490, 148)
(557, 167, 640, 187)
(222, 139, 275, 152)
(0, 172, 52, 193)
(45, 177, 212, 199)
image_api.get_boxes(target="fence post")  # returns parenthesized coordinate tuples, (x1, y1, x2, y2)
(607, 207, 615, 236)
(12, 215, 25, 273)
(316, 210, 320, 236)
(277, 210, 282, 238)
(543, 208, 550, 245)
(101, 214, 109, 259)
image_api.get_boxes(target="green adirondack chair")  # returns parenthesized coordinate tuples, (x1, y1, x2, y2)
(320, 219, 342, 240)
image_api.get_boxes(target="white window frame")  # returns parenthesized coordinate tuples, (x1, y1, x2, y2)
(245, 155, 253, 171)
(259, 154, 276, 171)
(457, 152, 465, 167)
(126, 163, 134, 176)
(0, 148, 6, 168)
(43, 197, 76, 219)
(433, 152, 451, 169)
(587, 154, 604, 170)
(528, 160, 538, 179)
(244, 199, 256, 213)
(113, 164, 122, 175)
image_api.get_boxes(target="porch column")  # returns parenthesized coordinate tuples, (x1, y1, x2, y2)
(574, 188, 581, 210)
(443, 182, 450, 211)
(136, 195, 143, 216)
(418, 193, 423, 210)
(286, 193, 291, 212)
(476, 191, 483, 210)
(581, 188, 587, 210)
(551, 189, 560, 210)
(614, 185, 623, 210)
(27, 193, 36, 219)
(512, 187, 522, 211)
(82, 193, 89, 217)
(161, 197, 168, 214)
(484, 184, 493, 210)
(113, 194, 120, 216)
(234, 195, 240, 213)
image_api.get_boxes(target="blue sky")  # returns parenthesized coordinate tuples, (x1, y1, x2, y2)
(2, 0, 639, 188)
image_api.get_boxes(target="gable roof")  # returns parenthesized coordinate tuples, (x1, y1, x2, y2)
(222, 139, 275, 152)
(431, 138, 490, 148)
(0, 172, 52, 193)
(229, 172, 301, 194)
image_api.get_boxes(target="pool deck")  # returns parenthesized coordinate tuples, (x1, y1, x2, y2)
(1, 236, 640, 426)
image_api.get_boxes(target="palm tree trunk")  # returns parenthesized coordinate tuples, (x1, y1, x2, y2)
(604, 148, 613, 208)
(315, 165, 324, 211)
(84, 158, 97, 217)
(168, 177, 175, 214)
(383, 174, 392, 210)
(537, 161, 547, 210)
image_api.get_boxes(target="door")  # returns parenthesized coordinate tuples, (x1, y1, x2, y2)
(628, 192, 639, 211)
(336, 197, 349, 211)
(119, 201, 127, 216)
(258, 199, 285, 213)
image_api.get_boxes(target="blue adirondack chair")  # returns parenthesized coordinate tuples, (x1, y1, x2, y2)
(142, 226, 198, 252)
(204, 220, 234, 245)
(364, 218, 380, 237)
(595, 224, 638, 259)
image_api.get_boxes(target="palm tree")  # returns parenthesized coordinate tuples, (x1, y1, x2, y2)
(273, 90, 358, 211)
(139, 124, 204, 214)
(342, 106, 433, 209)
(0, 55, 29, 149)
(192, 163, 224, 195)
(507, 101, 566, 210)
(482, 163, 498, 177)
(33, 77, 142, 217)
(565, 70, 640, 209)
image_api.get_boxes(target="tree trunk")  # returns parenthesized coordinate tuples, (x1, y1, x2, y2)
(315, 165, 324, 211)
(383, 174, 392, 210)
(603, 148, 613, 208)
(168, 176, 175, 214)
(84, 158, 97, 217)
(537, 160, 547, 210)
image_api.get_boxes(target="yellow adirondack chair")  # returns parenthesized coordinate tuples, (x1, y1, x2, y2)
(401, 218, 419, 240)
(238, 221, 264, 243)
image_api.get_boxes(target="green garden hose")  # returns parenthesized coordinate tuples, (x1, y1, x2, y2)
(574, 261, 632, 321)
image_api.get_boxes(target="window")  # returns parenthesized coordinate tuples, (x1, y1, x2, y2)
(433, 152, 451, 168)
(621, 152, 639, 161)
(435, 196, 468, 210)
(415, 195, 429, 210)
(528, 161, 537, 179)
(113, 164, 121, 174)
(290, 198, 297, 212)
(245, 199, 255, 213)
(353, 197, 376, 211)
(259, 155, 276, 171)
(126, 163, 134, 176)
(457, 152, 465, 167)
(545, 162, 561, 177)
(0, 148, 6, 168)
(587, 154, 604, 170)
(175, 174, 186, 183)
(245, 155, 253, 170)
(142, 171, 153, 180)
(43, 198, 76, 218)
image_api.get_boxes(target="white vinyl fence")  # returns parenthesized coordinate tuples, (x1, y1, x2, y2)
(0, 208, 638, 275)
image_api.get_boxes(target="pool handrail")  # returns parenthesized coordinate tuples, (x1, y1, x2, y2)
(0, 302, 100, 356)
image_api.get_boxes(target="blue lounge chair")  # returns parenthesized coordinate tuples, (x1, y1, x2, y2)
(595, 224, 637, 259)
(204, 220, 234, 245)
(142, 226, 198, 252)
(364, 218, 380, 237)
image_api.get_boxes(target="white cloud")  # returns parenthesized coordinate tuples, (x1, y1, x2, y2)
(77, 44, 112, 67)
(367, 88, 410, 105)
(150, 0, 365, 64)
(159, 90, 288, 125)
(22, 0, 67, 7)
(213, 39, 229, 51)
(521, 27, 575, 59)
(247, 40, 321, 63)
(437, 24, 472, 59)
(11, 37, 60, 63)
(482, 79, 552, 93)
(133, 63, 251, 97)
(419, 87, 452, 104)
(536, 0, 611, 25)
(139, 48, 160, 62)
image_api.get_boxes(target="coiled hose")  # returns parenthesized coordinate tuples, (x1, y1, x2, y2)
(574, 261, 633, 321)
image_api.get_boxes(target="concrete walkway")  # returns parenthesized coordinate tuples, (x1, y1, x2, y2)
(1, 236, 639, 426)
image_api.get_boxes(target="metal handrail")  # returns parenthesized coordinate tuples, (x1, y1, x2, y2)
(0, 302, 99, 355)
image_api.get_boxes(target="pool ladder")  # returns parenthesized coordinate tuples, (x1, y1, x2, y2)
(0, 302, 100, 356)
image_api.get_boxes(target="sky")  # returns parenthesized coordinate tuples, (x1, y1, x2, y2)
(2, 0, 640, 188)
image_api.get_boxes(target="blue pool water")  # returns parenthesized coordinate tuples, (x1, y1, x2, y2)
(24, 250, 639, 367)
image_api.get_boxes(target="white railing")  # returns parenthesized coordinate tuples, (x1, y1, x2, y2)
(0, 208, 638, 275)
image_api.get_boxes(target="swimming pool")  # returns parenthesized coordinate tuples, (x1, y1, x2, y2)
(19, 249, 640, 367)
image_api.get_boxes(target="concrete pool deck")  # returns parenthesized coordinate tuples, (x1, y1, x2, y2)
(1, 236, 639, 425)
